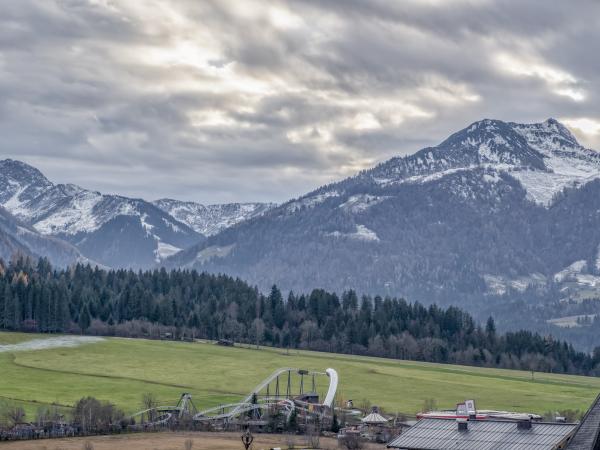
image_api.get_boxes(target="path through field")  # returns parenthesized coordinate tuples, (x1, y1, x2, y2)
(0, 336, 104, 353)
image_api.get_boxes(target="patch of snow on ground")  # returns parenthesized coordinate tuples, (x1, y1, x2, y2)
(155, 241, 181, 261)
(354, 225, 379, 241)
(162, 217, 182, 233)
(287, 191, 340, 213)
(3, 181, 26, 211)
(401, 166, 478, 185)
(484, 273, 547, 295)
(0, 336, 104, 353)
(511, 170, 579, 206)
(482, 172, 501, 184)
(339, 194, 389, 213)
(140, 213, 154, 234)
(547, 314, 596, 328)
(328, 225, 380, 242)
(195, 244, 235, 265)
(554, 260, 588, 282)
(574, 274, 600, 288)
(510, 122, 600, 206)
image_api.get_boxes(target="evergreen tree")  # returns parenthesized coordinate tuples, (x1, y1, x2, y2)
(0, 257, 594, 376)
(78, 304, 91, 333)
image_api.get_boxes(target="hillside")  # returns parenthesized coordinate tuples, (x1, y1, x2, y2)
(165, 119, 600, 309)
(0, 160, 272, 268)
(0, 206, 86, 267)
(1, 332, 599, 418)
(0, 159, 202, 268)
(0, 260, 596, 375)
(153, 198, 275, 236)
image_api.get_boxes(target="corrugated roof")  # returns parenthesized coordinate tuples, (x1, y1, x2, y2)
(387, 418, 577, 450)
(566, 393, 600, 449)
(362, 412, 389, 424)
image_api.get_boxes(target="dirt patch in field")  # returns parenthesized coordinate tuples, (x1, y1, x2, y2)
(0, 431, 385, 450)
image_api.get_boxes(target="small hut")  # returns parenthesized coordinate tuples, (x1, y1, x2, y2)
(361, 406, 391, 443)
(362, 406, 389, 426)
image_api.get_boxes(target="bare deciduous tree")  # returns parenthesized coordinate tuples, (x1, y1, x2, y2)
(3, 404, 26, 426)
(142, 392, 158, 423)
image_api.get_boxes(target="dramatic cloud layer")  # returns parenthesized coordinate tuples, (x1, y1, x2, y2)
(1, 0, 599, 203)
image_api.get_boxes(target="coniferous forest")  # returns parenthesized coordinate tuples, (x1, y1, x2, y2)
(1, 256, 599, 376)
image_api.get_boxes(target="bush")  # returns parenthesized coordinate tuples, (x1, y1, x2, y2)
(339, 434, 363, 450)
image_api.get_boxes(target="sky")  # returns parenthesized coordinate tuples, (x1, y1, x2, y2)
(1, 0, 600, 204)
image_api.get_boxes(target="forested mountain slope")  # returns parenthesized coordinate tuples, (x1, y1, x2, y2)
(0, 258, 597, 376)
(166, 119, 600, 308)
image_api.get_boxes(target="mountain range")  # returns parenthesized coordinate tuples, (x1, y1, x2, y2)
(4, 117, 600, 348)
(153, 198, 275, 237)
(164, 118, 600, 309)
(0, 159, 274, 268)
(0, 205, 87, 267)
(4, 118, 600, 311)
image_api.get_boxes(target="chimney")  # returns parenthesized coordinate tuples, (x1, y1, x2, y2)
(517, 419, 532, 430)
(457, 418, 468, 431)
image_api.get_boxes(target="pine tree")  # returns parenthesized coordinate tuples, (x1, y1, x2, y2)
(3, 286, 15, 329)
(0, 282, 5, 329)
(78, 304, 91, 333)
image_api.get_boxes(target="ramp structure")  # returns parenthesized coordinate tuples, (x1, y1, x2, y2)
(193, 367, 339, 427)
(129, 393, 198, 428)
(129, 368, 339, 429)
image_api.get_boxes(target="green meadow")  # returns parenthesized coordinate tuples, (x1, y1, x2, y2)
(1, 332, 599, 419)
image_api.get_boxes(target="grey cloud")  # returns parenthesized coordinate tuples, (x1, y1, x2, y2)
(1, 0, 599, 203)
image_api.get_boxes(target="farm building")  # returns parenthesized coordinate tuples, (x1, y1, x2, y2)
(388, 393, 600, 450)
(386, 418, 578, 450)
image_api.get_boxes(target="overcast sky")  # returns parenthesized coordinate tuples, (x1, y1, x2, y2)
(1, 0, 599, 204)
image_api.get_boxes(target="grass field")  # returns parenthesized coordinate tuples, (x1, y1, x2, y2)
(1, 331, 600, 420)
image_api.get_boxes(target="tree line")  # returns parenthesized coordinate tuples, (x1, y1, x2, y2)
(1, 256, 599, 375)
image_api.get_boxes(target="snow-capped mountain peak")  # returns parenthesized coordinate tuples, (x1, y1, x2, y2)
(0, 160, 203, 267)
(0, 159, 53, 211)
(163, 118, 600, 312)
(280, 119, 600, 217)
(358, 118, 600, 206)
(0, 159, 276, 267)
(508, 119, 600, 205)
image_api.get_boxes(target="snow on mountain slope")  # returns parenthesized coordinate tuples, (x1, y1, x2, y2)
(0, 205, 88, 267)
(164, 118, 600, 305)
(153, 199, 275, 236)
(352, 118, 600, 206)
(0, 160, 53, 211)
(510, 119, 600, 205)
(229, 118, 599, 227)
(0, 159, 202, 267)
